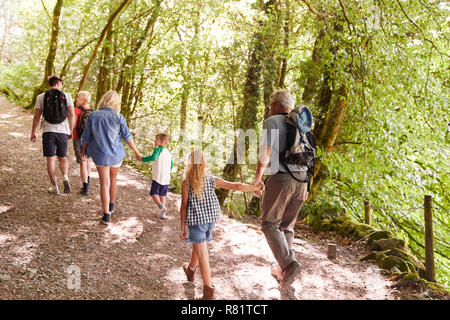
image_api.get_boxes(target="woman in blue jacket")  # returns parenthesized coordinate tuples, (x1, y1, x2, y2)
(81, 90, 142, 225)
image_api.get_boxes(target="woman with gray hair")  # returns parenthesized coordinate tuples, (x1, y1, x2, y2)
(81, 90, 142, 225)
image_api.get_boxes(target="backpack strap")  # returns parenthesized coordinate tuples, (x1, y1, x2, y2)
(281, 162, 311, 192)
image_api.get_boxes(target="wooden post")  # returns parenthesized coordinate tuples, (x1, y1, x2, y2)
(327, 243, 336, 259)
(424, 195, 436, 282)
(364, 200, 371, 225)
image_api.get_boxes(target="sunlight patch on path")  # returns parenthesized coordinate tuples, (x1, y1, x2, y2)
(8, 132, 25, 138)
(0, 113, 14, 119)
(116, 173, 147, 190)
(11, 241, 37, 266)
(104, 217, 143, 243)
(0, 233, 17, 245)
(0, 204, 14, 214)
(227, 262, 280, 300)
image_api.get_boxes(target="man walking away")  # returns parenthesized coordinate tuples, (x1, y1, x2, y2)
(30, 75, 76, 194)
(253, 90, 309, 293)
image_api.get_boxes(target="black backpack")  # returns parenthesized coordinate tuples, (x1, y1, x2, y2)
(43, 89, 68, 124)
(279, 105, 316, 190)
(75, 106, 93, 138)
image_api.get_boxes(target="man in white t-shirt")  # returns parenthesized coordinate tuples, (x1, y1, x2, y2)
(30, 75, 76, 194)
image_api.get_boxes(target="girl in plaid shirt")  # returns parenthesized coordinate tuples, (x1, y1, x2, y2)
(180, 150, 264, 300)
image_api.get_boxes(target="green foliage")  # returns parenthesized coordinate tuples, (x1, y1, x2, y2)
(0, 0, 448, 288)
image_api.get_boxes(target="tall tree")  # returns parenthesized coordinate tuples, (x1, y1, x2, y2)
(78, 0, 132, 92)
(27, 0, 64, 109)
(216, 0, 277, 205)
(116, 0, 163, 121)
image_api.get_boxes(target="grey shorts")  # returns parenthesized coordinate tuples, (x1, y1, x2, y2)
(73, 138, 90, 163)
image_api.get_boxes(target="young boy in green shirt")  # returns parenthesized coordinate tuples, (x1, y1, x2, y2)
(142, 133, 173, 219)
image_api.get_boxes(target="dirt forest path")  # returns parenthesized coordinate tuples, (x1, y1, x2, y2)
(0, 97, 402, 300)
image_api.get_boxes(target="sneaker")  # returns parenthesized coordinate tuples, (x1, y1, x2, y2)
(109, 203, 115, 214)
(100, 213, 111, 225)
(49, 185, 60, 195)
(63, 180, 71, 193)
(80, 183, 89, 195)
(159, 206, 167, 219)
(280, 261, 302, 288)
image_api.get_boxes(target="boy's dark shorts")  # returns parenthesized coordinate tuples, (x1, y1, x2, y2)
(149, 180, 169, 197)
(42, 132, 68, 157)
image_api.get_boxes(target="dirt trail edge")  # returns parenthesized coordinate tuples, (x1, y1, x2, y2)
(0, 97, 399, 300)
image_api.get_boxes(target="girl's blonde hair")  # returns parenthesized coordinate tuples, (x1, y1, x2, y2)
(185, 149, 209, 199)
(97, 90, 121, 113)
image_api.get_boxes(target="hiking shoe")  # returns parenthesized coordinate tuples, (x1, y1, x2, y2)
(80, 183, 89, 195)
(183, 263, 197, 282)
(280, 261, 302, 288)
(109, 203, 115, 214)
(100, 213, 111, 225)
(63, 180, 71, 193)
(49, 185, 60, 195)
(159, 206, 167, 219)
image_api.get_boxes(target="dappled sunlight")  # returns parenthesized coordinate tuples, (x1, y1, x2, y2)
(0, 233, 17, 245)
(227, 262, 280, 300)
(9, 132, 25, 138)
(116, 173, 147, 190)
(104, 217, 144, 244)
(0, 113, 14, 119)
(0, 203, 14, 214)
(0, 166, 15, 173)
(11, 241, 37, 266)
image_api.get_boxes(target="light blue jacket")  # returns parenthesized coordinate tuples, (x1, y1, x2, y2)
(81, 107, 132, 166)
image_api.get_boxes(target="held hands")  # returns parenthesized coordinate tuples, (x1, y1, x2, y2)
(135, 151, 142, 162)
(252, 179, 265, 197)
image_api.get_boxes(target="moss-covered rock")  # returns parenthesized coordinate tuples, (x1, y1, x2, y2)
(319, 219, 332, 231)
(384, 248, 425, 270)
(367, 230, 395, 244)
(370, 238, 406, 251)
(360, 251, 388, 263)
(349, 223, 375, 240)
(315, 216, 376, 240)
(380, 255, 415, 273)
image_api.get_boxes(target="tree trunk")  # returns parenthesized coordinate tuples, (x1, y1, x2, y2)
(27, 0, 64, 109)
(309, 85, 347, 197)
(302, 29, 325, 104)
(217, 0, 276, 207)
(96, 25, 114, 104)
(117, 0, 163, 121)
(277, 0, 290, 89)
(78, 0, 131, 92)
(217, 38, 263, 205)
(60, 37, 96, 79)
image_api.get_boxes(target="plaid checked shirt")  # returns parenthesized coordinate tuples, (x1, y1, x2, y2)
(186, 174, 221, 226)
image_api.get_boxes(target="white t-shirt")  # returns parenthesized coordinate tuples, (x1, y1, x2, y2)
(35, 91, 74, 135)
(153, 148, 172, 185)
